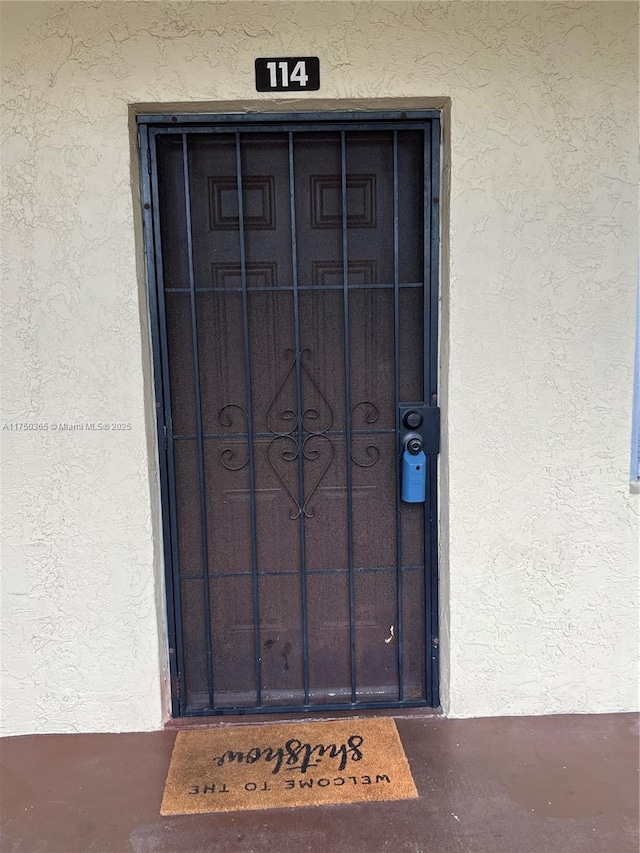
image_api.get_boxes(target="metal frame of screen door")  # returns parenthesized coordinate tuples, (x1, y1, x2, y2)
(137, 110, 441, 717)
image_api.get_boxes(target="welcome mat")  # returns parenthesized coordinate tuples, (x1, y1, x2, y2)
(160, 718, 418, 815)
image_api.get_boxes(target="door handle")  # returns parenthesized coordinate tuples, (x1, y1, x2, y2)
(402, 435, 426, 502)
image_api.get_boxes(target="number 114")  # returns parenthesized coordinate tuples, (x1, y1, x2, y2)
(266, 60, 309, 88)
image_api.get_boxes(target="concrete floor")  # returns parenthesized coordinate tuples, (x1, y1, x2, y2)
(0, 713, 637, 853)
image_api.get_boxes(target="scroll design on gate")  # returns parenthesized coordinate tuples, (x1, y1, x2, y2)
(267, 348, 334, 520)
(266, 347, 333, 436)
(218, 404, 250, 471)
(350, 401, 381, 468)
(218, 353, 380, 515)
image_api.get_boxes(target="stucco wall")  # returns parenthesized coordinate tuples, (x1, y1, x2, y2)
(1, 1, 638, 734)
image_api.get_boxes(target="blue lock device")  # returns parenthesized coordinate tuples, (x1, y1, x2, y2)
(401, 434, 426, 503)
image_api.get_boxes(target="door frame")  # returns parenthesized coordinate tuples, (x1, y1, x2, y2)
(137, 109, 442, 717)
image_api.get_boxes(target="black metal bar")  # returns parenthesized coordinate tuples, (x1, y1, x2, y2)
(180, 565, 424, 581)
(429, 121, 440, 399)
(142, 127, 182, 718)
(150, 135, 188, 715)
(235, 132, 262, 707)
(392, 131, 404, 702)
(428, 118, 441, 707)
(138, 109, 442, 126)
(145, 121, 437, 135)
(288, 132, 311, 705)
(173, 427, 396, 441)
(423, 129, 432, 405)
(164, 282, 424, 294)
(429, 121, 441, 399)
(422, 126, 433, 707)
(181, 698, 433, 717)
(182, 134, 215, 708)
(341, 131, 357, 703)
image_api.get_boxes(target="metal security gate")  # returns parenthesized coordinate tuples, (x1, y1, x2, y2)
(138, 111, 440, 716)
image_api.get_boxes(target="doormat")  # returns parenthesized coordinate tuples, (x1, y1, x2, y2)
(160, 718, 418, 815)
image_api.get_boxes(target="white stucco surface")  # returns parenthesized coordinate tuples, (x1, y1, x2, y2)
(1, 1, 638, 734)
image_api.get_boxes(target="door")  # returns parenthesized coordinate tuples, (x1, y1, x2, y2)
(140, 112, 440, 716)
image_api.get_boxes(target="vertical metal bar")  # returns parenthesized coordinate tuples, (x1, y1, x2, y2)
(428, 118, 441, 706)
(422, 122, 434, 704)
(288, 133, 311, 705)
(392, 131, 404, 701)
(182, 134, 215, 708)
(145, 128, 183, 716)
(235, 132, 262, 706)
(423, 127, 432, 405)
(429, 120, 440, 398)
(422, 123, 434, 706)
(341, 131, 357, 703)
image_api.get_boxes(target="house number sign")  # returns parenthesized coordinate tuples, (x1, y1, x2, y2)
(255, 57, 320, 92)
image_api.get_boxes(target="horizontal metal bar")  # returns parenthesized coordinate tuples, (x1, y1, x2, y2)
(173, 427, 396, 441)
(165, 282, 423, 294)
(182, 698, 432, 716)
(179, 565, 424, 581)
(149, 122, 432, 137)
(138, 109, 440, 126)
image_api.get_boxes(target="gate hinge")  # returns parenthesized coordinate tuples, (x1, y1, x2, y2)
(175, 676, 181, 702)
(162, 424, 168, 450)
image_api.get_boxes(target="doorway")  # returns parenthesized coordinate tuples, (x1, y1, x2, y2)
(138, 111, 440, 716)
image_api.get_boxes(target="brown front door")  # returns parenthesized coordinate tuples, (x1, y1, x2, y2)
(142, 112, 440, 715)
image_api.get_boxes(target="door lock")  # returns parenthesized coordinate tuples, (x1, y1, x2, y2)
(398, 403, 440, 504)
(404, 434, 424, 455)
(398, 403, 440, 456)
(404, 410, 423, 430)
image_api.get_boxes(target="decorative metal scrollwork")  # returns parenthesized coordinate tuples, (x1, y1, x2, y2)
(350, 400, 381, 468)
(266, 348, 333, 436)
(301, 434, 334, 517)
(267, 433, 335, 520)
(218, 404, 249, 471)
(266, 349, 335, 519)
(218, 351, 380, 517)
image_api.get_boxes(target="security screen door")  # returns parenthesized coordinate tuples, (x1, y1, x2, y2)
(140, 112, 440, 716)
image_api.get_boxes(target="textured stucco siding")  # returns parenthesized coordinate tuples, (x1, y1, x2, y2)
(1, 1, 638, 734)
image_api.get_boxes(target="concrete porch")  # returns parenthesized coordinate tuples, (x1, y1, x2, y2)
(0, 712, 637, 853)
